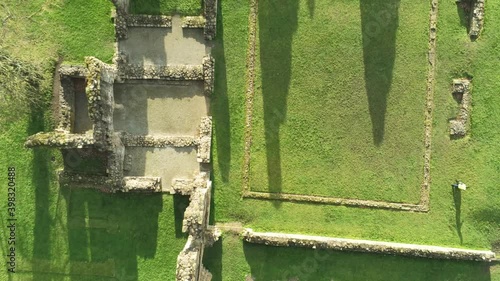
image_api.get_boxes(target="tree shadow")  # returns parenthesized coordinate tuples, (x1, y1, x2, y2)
(28, 102, 53, 280)
(129, 0, 161, 15)
(62, 188, 162, 280)
(456, 0, 472, 33)
(360, 0, 400, 146)
(452, 187, 464, 245)
(243, 242, 492, 280)
(212, 2, 231, 182)
(259, 0, 299, 206)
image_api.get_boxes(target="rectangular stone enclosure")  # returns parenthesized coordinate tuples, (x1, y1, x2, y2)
(113, 81, 209, 136)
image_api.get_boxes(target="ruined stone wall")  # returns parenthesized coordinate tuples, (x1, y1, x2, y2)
(120, 133, 197, 147)
(204, 0, 218, 40)
(85, 57, 117, 151)
(243, 230, 496, 262)
(123, 176, 161, 192)
(25, 131, 94, 148)
(118, 64, 203, 80)
(469, 0, 485, 39)
(127, 14, 172, 27)
(202, 56, 215, 96)
(174, 174, 219, 280)
(182, 16, 206, 28)
(449, 79, 472, 137)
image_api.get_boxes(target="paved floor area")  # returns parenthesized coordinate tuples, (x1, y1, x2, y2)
(118, 15, 210, 66)
(113, 81, 208, 136)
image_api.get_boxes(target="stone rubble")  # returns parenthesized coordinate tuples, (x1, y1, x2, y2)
(449, 79, 472, 137)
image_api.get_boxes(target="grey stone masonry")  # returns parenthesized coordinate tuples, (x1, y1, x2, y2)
(469, 0, 485, 39)
(449, 79, 472, 137)
(243, 229, 496, 262)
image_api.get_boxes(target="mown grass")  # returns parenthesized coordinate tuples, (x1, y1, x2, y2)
(129, 0, 202, 15)
(0, 1, 186, 280)
(210, 0, 500, 279)
(204, 234, 499, 281)
(249, 0, 428, 202)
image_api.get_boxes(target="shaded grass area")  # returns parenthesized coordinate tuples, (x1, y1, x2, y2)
(129, 0, 202, 15)
(0, 102, 187, 280)
(1, 0, 115, 63)
(249, 0, 428, 202)
(204, 235, 496, 281)
(211, 0, 500, 270)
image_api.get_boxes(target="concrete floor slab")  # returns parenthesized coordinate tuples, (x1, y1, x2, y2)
(118, 15, 210, 66)
(113, 81, 209, 136)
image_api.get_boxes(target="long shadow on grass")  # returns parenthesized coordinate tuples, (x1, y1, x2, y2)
(29, 103, 53, 280)
(259, 0, 299, 204)
(360, 0, 400, 146)
(63, 189, 162, 280)
(212, 4, 231, 182)
(202, 237, 223, 280)
(243, 242, 492, 280)
(452, 187, 464, 245)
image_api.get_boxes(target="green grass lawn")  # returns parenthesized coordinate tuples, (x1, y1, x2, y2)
(249, 0, 429, 202)
(204, 234, 500, 281)
(129, 0, 202, 15)
(210, 0, 500, 278)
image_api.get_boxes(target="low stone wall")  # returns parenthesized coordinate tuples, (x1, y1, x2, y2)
(204, 0, 218, 40)
(202, 56, 215, 96)
(120, 133, 198, 147)
(110, 2, 128, 40)
(449, 79, 472, 137)
(127, 14, 172, 28)
(123, 176, 162, 192)
(174, 173, 219, 280)
(182, 16, 206, 29)
(59, 65, 86, 78)
(469, 0, 485, 39)
(243, 230, 496, 262)
(56, 65, 87, 132)
(197, 117, 212, 163)
(59, 171, 116, 193)
(171, 172, 209, 195)
(118, 64, 204, 80)
(25, 131, 94, 148)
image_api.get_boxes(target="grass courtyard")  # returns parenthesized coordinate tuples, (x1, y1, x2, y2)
(249, 0, 429, 203)
(0, 0, 499, 280)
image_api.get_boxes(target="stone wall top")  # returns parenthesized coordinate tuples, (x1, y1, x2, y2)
(243, 229, 496, 262)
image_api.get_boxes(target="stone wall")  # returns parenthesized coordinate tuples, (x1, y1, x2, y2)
(171, 172, 209, 195)
(118, 64, 204, 80)
(123, 176, 162, 192)
(203, 0, 218, 40)
(25, 131, 94, 148)
(182, 16, 206, 29)
(449, 79, 472, 137)
(469, 0, 485, 39)
(174, 173, 219, 280)
(202, 56, 215, 96)
(243, 229, 496, 262)
(85, 57, 117, 151)
(127, 14, 172, 28)
(120, 133, 198, 147)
